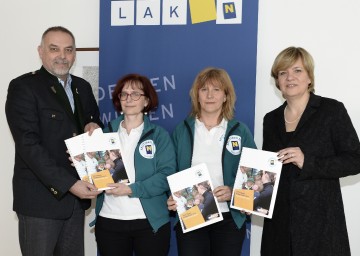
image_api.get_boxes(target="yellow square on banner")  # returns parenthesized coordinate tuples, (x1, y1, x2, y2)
(189, 0, 217, 24)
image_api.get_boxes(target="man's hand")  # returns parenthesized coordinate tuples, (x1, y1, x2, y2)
(69, 180, 102, 199)
(84, 122, 101, 135)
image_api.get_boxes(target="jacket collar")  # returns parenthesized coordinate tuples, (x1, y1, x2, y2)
(184, 116, 239, 134)
(293, 93, 321, 134)
(108, 114, 155, 137)
(277, 93, 321, 143)
(38, 66, 76, 117)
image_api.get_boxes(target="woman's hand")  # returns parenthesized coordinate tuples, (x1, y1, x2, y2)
(213, 186, 232, 202)
(167, 195, 177, 211)
(278, 147, 304, 169)
(240, 210, 252, 216)
(105, 183, 132, 196)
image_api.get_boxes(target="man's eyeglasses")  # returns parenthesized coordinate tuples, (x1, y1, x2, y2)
(119, 92, 145, 101)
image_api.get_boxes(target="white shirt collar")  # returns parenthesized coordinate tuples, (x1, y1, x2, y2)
(195, 117, 227, 130)
(119, 120, 144, 134)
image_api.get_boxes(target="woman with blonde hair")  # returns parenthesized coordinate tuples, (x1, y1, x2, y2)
(167, 67, 257, 256)
(261, 47, 360, 256)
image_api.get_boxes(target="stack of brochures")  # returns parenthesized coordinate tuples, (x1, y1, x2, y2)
(65, 128, 130, 190)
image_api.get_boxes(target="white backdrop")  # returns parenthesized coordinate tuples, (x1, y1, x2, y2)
(1, 0, 359, 255)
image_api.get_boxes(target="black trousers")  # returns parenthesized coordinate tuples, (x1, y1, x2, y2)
(17, 199, 85, 256)
(175, 212, 246, 256)
(95, 216, 171, 256)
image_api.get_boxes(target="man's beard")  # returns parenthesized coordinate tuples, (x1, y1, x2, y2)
(52, 58, 72, 76)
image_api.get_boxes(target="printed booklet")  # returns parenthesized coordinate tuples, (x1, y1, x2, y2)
(167, 163, 223, 233)
(65, 128, 130, 190)
(83, 129, 129, 186)
(230, 147, 282, 218)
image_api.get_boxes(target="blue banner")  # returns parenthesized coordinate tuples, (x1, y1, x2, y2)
(99, 0, 258, 254)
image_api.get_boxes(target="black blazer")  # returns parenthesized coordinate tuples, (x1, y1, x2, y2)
(261, 93, 360, 256)
(6, 67, 103, 219)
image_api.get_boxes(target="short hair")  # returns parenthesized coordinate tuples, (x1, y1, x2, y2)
(263, 171, 276, 183)
(41, 26, 76, 47)
(109, 149, 121, 158)
(271, 47, 315, 93)
(111, 73, 158, 113)
(189, 67, 236, 120)
(196, 181, 210, 190)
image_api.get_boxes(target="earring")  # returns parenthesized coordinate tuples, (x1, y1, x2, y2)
(120, 111, 123, 115)
(144, 105, 148, 115)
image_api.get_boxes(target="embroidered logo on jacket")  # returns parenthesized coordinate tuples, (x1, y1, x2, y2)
(226, 135, 241, 155)
(139, 140, 156, 159)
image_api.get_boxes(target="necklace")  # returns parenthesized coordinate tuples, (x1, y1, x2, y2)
(199, 118, 218, 129)
(205, 124, 216, 129)
(284, 106, 303, 124)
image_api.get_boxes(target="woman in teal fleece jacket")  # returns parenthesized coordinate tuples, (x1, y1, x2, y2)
(168, 67, 257, 256)
(92, 74, 176, 256)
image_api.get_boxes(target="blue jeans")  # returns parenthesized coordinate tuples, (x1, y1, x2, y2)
(17, 200, 85, 256)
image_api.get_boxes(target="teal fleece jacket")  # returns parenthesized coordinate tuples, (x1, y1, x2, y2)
(90, 115, 176, 232)
(172, 116, 257, 229)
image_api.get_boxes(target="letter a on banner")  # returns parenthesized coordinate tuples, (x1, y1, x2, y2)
(137, 0, 161, 25)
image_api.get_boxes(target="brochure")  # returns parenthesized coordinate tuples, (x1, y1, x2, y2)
(230, 147, 282, 218)
(167, 163, 223, 233)
(65, 128, 130, 190)
(83, 129, 130, 187)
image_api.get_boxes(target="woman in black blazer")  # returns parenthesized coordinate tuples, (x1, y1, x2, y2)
(260, 46, 360, 256)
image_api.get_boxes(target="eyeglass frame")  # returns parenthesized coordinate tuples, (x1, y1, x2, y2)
(118, 91, 145, 101)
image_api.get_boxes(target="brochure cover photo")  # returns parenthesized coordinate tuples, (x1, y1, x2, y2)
(230, 147, 282, 218)
(167, 163, 223, 233)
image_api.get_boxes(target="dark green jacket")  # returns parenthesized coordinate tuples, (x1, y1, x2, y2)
(172, 116, 257, 228)
(91, 115, 176, 232)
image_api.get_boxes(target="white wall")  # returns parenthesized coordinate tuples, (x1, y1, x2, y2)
(1, 0, 359, 255)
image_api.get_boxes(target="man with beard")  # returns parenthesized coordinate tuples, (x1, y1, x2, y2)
(5, 26, 103, 256)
